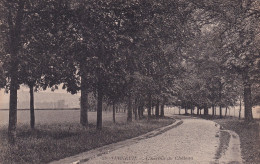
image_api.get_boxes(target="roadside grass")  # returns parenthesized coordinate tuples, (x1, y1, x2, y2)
(0, 117, 174, 164)
(214, 118, 260, 163)
(215, 130, 230, 160)
(193, 115, 260, 163)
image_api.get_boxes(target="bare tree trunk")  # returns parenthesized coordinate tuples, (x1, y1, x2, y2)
(204, 106, 208, 115)
(243, 69, 253, 122)
(134, 106, 137, 120)
(225, 107, 228, 117)
(185, 106, 188, 115)
(141, 106, 144, 117)
(160, 104, 164, 117)
(8, 0, 25, 145)
(148, 94, 152, 120)
(179, 106, 181, 115)
(80, 64, 88, 127)
(138, 106, 141, 119)
(212, 105, 215, 116)
(197, 107, 199, 115)
(134, 98, 138, 120)
(155, 99, 160, 119)
(239, 98, 242, 119)
(113, 101, 116, 123)
(138, 105, 144, 119)
(29, 84, 35, 129)
(243, 84, 253, 121)
(127, 95, 132, 122)
(8, 64, 18, 144)
(97, 82, 103, 130)
(219, 106, 222, 118)
(218, 80, 223, 118)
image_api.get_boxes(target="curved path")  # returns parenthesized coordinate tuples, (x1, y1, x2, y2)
(84, 118, 220, 164)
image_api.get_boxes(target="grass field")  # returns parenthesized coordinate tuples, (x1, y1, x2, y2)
(0, 105, 259, 126)
(0, 110, 127, 126)
(0, 110, 175, 164)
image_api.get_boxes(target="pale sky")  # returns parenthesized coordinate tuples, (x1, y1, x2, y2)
(0, 84, 78, 104)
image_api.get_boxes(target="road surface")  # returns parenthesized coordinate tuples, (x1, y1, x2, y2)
(84, 118, 220, 164)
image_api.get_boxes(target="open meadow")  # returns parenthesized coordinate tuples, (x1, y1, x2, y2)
(0, 109, 174, 163)
(0, 110, 127, 127)
(0, 105, 259, 128)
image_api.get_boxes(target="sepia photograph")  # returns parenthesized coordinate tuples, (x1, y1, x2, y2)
(0, 0, 260, 163)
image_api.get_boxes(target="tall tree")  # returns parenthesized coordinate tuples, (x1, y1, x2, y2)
(188, 0, 260, 121)
(0, 0, 25, 144)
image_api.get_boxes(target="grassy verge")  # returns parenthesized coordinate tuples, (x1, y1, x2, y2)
(215, 130, 230, 160)
(0, 117, 174, 164)
(214, 118, 260, 163)
(193, 115, 260, 163)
